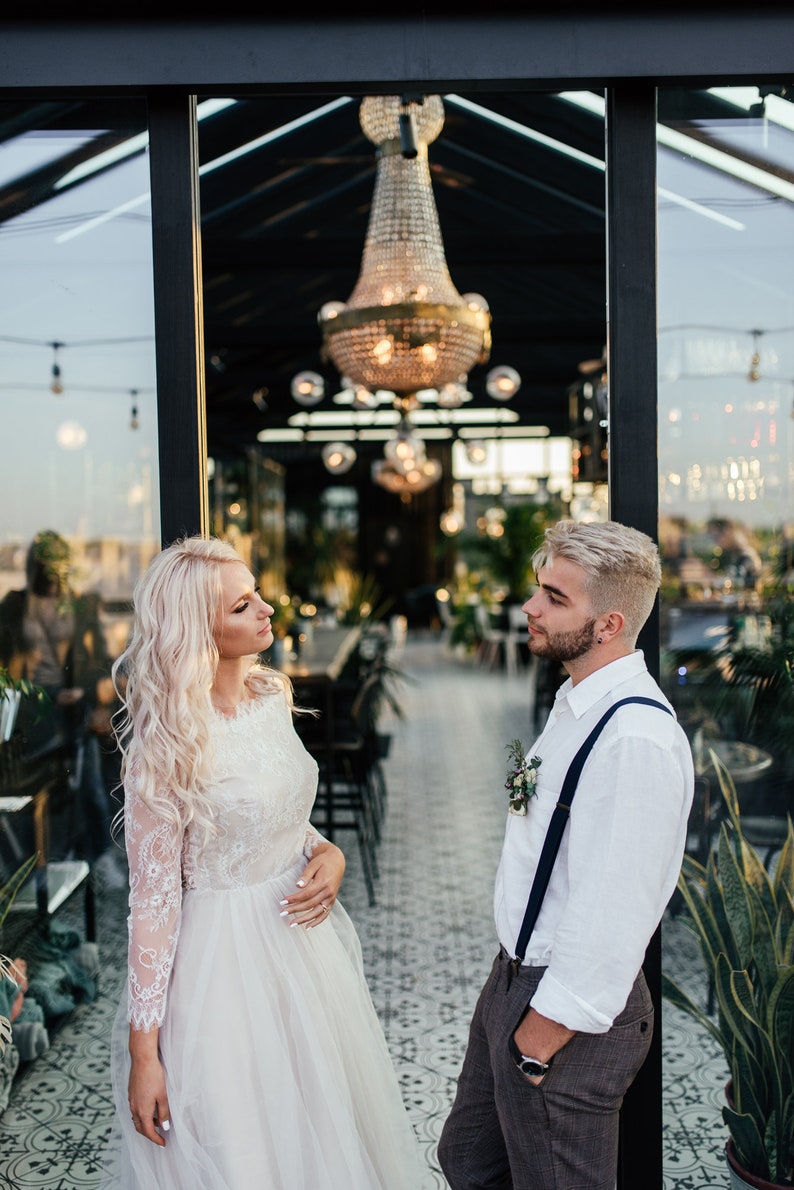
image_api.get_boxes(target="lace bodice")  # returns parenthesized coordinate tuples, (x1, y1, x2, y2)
(124, 689, 320, 1032)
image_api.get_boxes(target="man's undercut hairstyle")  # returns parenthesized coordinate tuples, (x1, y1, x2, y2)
(531, 520, 662, 645)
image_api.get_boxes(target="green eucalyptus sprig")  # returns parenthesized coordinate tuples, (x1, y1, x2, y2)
(505, 739, 542, 816)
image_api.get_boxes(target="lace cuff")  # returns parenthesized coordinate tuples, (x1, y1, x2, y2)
(304, 825, 325, 857)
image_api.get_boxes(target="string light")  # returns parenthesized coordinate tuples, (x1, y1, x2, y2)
(50, 341, 64, 394)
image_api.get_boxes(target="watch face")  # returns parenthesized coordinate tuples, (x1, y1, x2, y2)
(508, 1038, 548, 1077)
(520, 1058, 547, 1076)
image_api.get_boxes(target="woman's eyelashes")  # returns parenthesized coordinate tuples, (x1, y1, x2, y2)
(233, 586, 264, 614)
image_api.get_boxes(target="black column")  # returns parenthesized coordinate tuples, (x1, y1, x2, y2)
(605, 84, 663, 1190)
(148, 92, 208, 545)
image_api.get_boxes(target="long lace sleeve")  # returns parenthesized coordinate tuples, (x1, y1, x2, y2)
(124, 781, 185, 1032)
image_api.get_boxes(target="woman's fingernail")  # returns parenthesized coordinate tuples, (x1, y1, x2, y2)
(296, 880, 305, 888)
(279, 899, 289, 906)
(161, 1120, 170, 1132)
(289, 920, 298, 928)
(279, 910, 289, 917)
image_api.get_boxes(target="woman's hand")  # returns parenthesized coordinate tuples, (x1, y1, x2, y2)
(279, 841, 346, 928)
(128, 1029, 171, 1146)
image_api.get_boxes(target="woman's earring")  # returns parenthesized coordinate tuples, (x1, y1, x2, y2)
(597, 636, 603, 644)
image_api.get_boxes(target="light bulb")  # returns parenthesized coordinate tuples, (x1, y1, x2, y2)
(486, 365, 521, 401)
(291, 370, 325, 407)
(321, 441, 356, 474)
(318, 301, 346, 324)
(462, 292, 490, 314)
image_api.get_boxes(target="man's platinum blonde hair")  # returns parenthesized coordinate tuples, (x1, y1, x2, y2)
(111, 535, 292, 848)
(531, 519, 661, 646)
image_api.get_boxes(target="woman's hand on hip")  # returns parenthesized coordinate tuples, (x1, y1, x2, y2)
(279, 841, 345, 928)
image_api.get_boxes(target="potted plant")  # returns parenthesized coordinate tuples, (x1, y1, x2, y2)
(0, 668, 50, 744)
(662, 751, 794, 1188)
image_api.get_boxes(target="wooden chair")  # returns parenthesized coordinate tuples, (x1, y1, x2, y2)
(475, 604, 511, 672)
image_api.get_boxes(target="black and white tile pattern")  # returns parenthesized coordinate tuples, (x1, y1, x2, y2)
(0, 632, 730, 1189)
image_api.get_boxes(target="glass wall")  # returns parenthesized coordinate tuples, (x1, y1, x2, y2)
(0, 99, 159, 873)
(657, 84, 794, 1178)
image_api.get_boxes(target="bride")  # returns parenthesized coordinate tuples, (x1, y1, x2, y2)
(100, 534, 427, 1189)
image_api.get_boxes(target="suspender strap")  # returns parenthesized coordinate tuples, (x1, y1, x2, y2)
(509, 696, 672, 977)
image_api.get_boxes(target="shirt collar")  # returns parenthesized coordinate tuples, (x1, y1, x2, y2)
(555, 650, 649, 719)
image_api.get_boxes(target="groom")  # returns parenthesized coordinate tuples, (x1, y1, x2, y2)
(438, 520, 694, 1190)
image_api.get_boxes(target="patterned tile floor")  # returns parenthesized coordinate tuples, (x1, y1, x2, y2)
(0, 631, 730, 1189)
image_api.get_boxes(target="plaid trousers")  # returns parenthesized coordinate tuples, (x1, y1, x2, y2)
(437, 950, 654, 1190)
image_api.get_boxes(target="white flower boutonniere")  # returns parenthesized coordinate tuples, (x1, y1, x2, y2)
(505, 740, 542, 816)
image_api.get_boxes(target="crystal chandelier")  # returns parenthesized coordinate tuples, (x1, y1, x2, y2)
(316, 94, 493, 495)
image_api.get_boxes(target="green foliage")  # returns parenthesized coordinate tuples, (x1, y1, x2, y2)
(662, 753, 794, 1185)
(0, 853, 37, 935)
(696, 573, 794, 773)
(335, 573, 394, 627)
(448, 599, 481, 651)
(455, 501, 555, 602)
(0, 666, 50, 708)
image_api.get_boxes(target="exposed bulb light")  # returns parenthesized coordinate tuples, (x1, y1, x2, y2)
(440, 510, 463, 535)
(321, 441, 357, 474)
(748, 330, 762, 382)
(486, 365, 522, 401)
(465, 439, 488, 465)
(50, 341, 64, 394)
(291, 370, 325, 407)
(438, 381, 468, 408)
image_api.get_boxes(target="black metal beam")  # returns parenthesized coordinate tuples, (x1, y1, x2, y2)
(149, 92, 208, 545)
(199, 233, 606, 270)
(1, 11, 793, 91)
(605, 83, 663, 1190)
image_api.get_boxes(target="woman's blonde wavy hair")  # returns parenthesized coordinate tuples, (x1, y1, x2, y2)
(111, 535, 295, 848)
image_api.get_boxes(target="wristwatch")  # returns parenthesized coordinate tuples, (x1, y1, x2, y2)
(508, 1035, 550, 1077)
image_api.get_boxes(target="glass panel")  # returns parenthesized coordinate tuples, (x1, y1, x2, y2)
(657, 85, 794, 1185)
(0, 99, 159, 882)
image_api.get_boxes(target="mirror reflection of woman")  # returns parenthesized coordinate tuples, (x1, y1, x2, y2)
(100, 535, 426, 1190)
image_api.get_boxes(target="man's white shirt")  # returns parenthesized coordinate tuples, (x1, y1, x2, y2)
(494, 650, 694, 1033)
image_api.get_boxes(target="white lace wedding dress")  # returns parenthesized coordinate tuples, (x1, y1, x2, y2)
(101, 686, 427, 1189)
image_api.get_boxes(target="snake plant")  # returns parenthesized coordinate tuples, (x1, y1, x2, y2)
(662, 750, 794, 1186)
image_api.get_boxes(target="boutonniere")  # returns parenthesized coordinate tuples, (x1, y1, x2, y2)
(505, 740, 542, 816)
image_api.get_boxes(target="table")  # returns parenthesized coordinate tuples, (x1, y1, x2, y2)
(693, 737, 773, 784)
(0, 786, 95, 943)
(276, 625, 362, 686)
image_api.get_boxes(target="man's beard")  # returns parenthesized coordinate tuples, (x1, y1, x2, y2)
(528, 617, 597, 663)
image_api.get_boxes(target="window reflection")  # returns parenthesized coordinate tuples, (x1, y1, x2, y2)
(0, 99, 160, 877)
(657, 84, 793, 823)
(658, 84, 794, 1174)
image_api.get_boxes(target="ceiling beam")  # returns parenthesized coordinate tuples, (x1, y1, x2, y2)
(200, 233, 605, 270)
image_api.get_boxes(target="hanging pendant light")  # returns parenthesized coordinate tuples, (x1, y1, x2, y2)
(321, 441, 357, 474)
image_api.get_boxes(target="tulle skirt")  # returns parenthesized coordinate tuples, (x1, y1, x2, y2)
(100, 858, 428, 1189)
